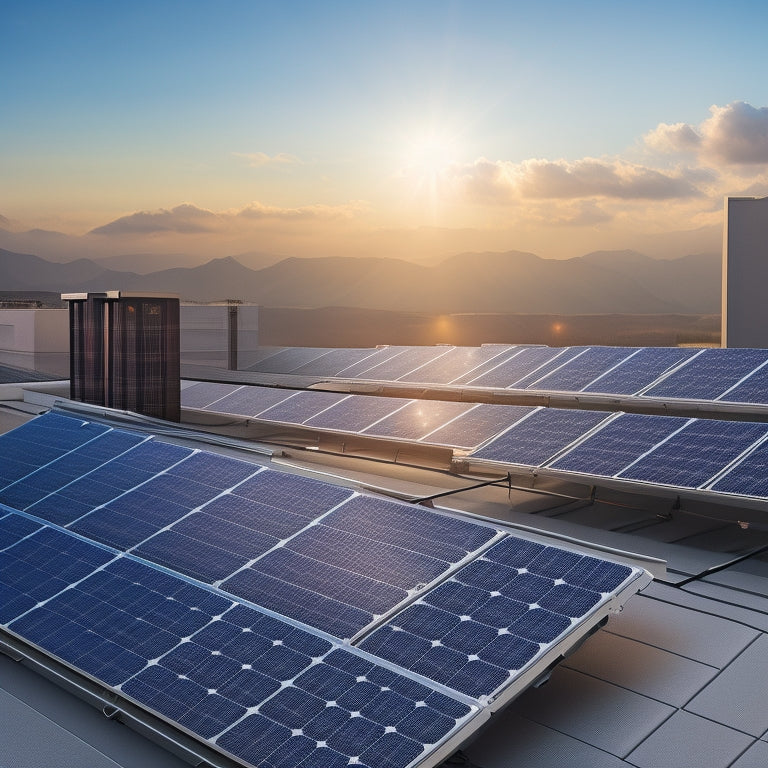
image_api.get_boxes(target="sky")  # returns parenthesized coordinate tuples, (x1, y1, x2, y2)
(2, 0, 768, 265)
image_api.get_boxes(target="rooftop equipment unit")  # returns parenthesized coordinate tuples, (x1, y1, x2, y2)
(62, 291, 180, 421)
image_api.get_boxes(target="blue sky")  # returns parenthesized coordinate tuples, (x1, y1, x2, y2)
(2, 0, 768, 262)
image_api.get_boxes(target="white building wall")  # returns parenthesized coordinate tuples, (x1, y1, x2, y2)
(722, 196, 768, 348)
(0, 309, 69, 377)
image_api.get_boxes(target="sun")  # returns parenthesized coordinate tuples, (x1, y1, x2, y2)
(402, 130, 458, 181)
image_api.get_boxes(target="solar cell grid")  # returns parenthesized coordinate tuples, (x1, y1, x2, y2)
(550, 413, 685, 477)
(255, 391, 348, 423)
(220, 495, 498, 640)
(582, 346, 698, 395)
(708, 438, 768, 497)
(200, 385, 294, 417)
(527, 347, 634, 392)
(617, 419, 768, 488)
(360, 535, 634, 699)
(303, 394, 403, 432)
(398, 346, 514, 385)
(470, 408, 611, 466)
(363, 400, 475, 441)
(2, 525, 475, 768)
(459, 347, 553, 388)
(423, 403, 534, 451)
(243, 346, 334, 374)
(717, 363, 768, 404)
(643, 348, 768, 401)
(333, 346, 409, 378)
(511, 347, 588, 388)
(180, 382, 240, 410)
(353, 347, 450, 381)
(289, 348, 380, 377)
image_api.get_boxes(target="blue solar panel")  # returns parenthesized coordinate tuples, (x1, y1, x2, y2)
(550, 413, 685, 477)
(643, 348, 768, 401)
(582, 347, 698, 395)
(333, 346, 410, 378)
(181, 382, 240, 409)
(717, 363, 768, 405)
(201, 385, 295, 417)
(354, 347, 450, 381)
(255, 391, 349, 423)
(0, 520, 114, 623)
(461, 347, 564, 388)
(289, 348, 381, 377)
(708, 438, 768, 497)
(423, 404, 535, 450)
(0, 512, 42, 550)
(360, 535, 634, 699)
(471, 408, 611, 466)
(399, 346, 514, 385)
(304, 395, 403, 432)
(527, 347, 635, 392)
(2, 526, 473, 768)
(617, 419, 768, 488)
(362, 400, 475, 441)
(221, 497, 498, 639)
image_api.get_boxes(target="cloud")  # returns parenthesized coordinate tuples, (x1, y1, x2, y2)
(232, 152, 302, 167)
(88, 200, 368, 237)
(448, 157, 701, 204)
(0, 213, 10, 229)
(90, 203, 221, 235)
(645, 101, 768, 165)
(233, 200, 368, 221)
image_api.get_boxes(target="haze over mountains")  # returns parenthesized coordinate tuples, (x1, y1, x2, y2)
(0, 247, 720, 314)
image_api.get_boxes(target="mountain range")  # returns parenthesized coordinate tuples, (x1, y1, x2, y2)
(0, 248, 720, 314)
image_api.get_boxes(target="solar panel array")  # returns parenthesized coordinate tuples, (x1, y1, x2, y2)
(182, 382, 533, 451)
(242, 344, 768, 404)
(472, 409, 768, 499)
(0, 411, 647, 768)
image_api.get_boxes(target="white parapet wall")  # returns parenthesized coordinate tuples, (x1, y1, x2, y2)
(722, 196, 768, 348)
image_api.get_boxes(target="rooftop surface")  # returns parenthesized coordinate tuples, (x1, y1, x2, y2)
(2, 355, 768, 768)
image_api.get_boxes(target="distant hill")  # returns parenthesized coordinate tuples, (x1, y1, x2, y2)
(0, 247, 721, 314)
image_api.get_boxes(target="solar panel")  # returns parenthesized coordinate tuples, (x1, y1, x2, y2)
(359, 535, 636, 699)
(527, 347, 635, 392)
(255, 391, 349, 423)
(642, 348, 768, 401)
(201, 385, 295, 416)
(617, 419, 768, 488)
(581, 347, 698, 395)
(362, 400, 476, 442)
(244, 347, 336, 374)
(304, 395, 405, 432)
(334, 346, 411, 378)
(0, 516, 477, 768)
(398, 346, 514, 385)
(460, 347, 561, 388)
(717, 362, 768, 405)
(549, 413, 685, 477)
(470, 408, 611, 466)
(353, 347, 452, 381)
(510, 347, 589, 388)
(422, 404, 535, 451)
(221, 496, 499, 640)
(289, 348, 381, 377)
(181, 382, 241, 409)
(0, 413, 651, 768)
(708, 438, 768, 497)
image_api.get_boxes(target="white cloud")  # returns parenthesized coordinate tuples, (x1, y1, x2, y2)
(645, 101, 768, 165)
(88, 200, 368, 236)
(89, 204, 221, 235)
(234, 200, 368, 221)
(448, 157, 701, 203)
